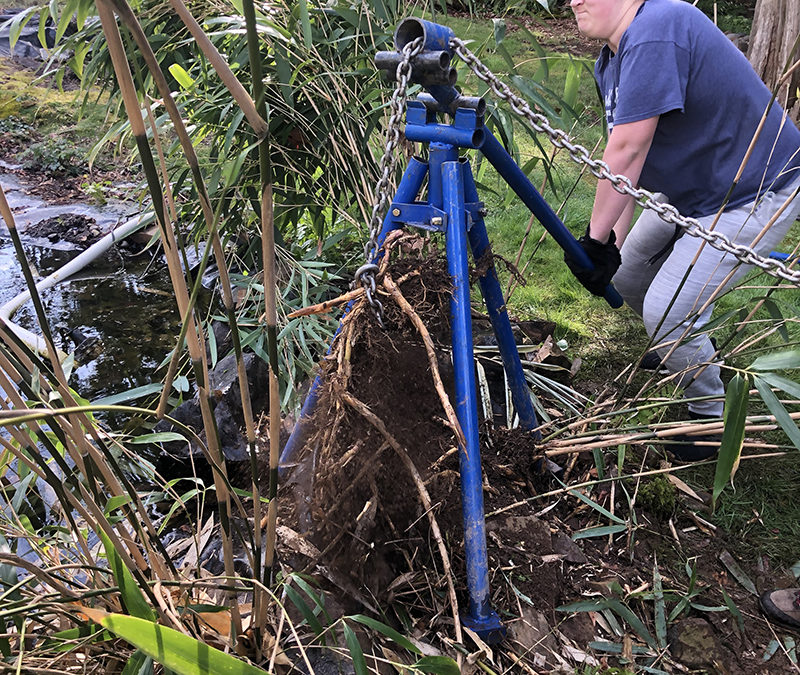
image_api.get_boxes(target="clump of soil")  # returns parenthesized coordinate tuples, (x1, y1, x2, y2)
(281, 235, 570, 623)
(301, 244, 466, 594)
(26, 213, 105, 246)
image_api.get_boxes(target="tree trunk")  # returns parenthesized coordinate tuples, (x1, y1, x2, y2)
(748, 0, 800, 121)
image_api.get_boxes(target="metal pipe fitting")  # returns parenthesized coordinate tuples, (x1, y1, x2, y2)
(380, 65, 457, 87)
(375, 50, 450, 74)
(394, 17, 455, 53)
(417, 92, 486, 116)
(404, 122, 485, 149)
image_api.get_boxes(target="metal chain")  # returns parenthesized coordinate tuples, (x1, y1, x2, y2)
(354, 37, 425, 325)
(450, 37, 800, 288)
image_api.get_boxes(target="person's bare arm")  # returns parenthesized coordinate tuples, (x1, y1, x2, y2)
(588, 116, 659, 245)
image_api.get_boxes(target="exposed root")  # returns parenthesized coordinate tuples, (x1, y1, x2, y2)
(339, 389, 463, 650)
(382, 272, 465, 448)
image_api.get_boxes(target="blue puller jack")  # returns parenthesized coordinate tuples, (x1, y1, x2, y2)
(280, 18, 623, 644)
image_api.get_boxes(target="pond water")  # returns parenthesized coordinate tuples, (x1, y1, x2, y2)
(0, 169, 186, 401)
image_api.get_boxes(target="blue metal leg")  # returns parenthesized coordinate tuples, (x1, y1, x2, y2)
(479, 131, 623, 308)
(441, 157, 505, 644)
(278, 158, 429, 475)
(461, 160, 540, 436)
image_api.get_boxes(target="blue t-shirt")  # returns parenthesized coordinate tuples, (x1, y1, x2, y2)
(595, 0, 800, 218)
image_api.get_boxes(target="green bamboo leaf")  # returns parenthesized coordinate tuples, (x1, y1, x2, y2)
(39, 4, 50, 51)
(713, 373, 749, 509)
(568, 489, 625, 524)
(557, 599, 611, 613)
(82, 610, 269, 675)
(297, 0, 312, 48)
(92, 384, 162, 407)
(156, 489, 201, 534)
(412, 655, 461, 675)
(76, 0, 92, 30)
(562, 60, 580, 113)
(290, 575, 332, 625)
(588, 641, 654, 656)
(572, 524, 627, 540)
(754, 377, 800, 450)
(122, 650, 154, 675)
(44, 625, 110, 652)
(55, 0, 77, 43)
(105, 494, 134, 515)
(131, 432, 187, 445)
(495, 42, 516, 73)
(750, 349, 800, 371)
(98, 531, 156, 622)
(606, 599, 657, 649)
(719, 586, 744, 631)
(168, 64, 195, 90)
(8, 6, 38, 50)
(758, 372, 800, 399)
(492, 18, 505, 46)
(343, 622, 368, 675)
(284, 585, 325, 640)
(762, 298, 790, 342)
(348, 615, 420, 654)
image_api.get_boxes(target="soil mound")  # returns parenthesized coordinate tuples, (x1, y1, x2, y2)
(26, 213, 105, 246)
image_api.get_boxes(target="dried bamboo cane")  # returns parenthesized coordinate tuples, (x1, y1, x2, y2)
(96, 0, 242, 639)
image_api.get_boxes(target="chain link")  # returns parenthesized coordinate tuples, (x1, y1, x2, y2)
(355, 37, 425, 325)
(450, 37, 800, 288)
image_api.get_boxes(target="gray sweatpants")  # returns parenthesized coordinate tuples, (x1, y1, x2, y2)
(613, 176, 800, 416)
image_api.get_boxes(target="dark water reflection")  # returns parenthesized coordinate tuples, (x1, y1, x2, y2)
(1, 170, 194, 401)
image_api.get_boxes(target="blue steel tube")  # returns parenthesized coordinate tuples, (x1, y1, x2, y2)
(442, 158, 501, 635)
(480, 131, 624, 308)
(278, 157, 429, 474)
(461, 160, 540, 435)
(404, 122, 484, 149)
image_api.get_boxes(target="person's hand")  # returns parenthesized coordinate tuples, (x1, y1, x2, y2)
(564, 226, 622, 296)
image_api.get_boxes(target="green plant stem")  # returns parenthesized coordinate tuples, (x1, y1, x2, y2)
(240, 0, 280, 594)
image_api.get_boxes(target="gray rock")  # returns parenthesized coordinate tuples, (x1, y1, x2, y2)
(668, 617, 728, 669)
(152, 351, 268, 482)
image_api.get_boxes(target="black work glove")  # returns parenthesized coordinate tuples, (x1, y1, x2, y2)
(564, 226, 622, 297)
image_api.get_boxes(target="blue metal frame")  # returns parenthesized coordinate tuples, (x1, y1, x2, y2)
(280, 17, 626, 644)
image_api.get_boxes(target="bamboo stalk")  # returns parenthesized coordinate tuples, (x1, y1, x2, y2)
(161, 0, 268, 138)
(95, 0, 242, 639)
(239, 0, 275, 641)
(237, 0, 281, 596)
